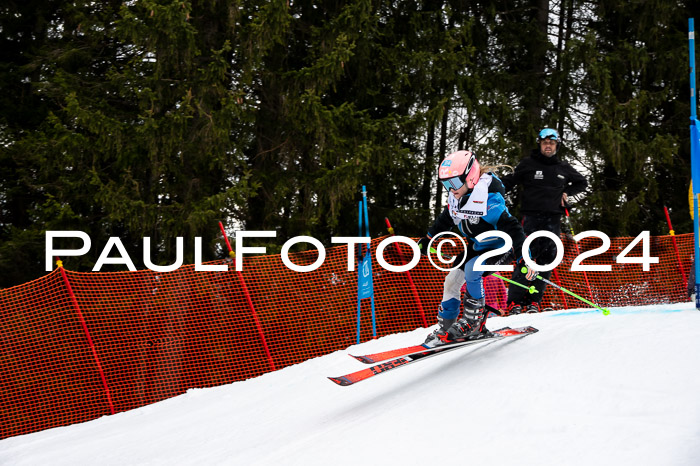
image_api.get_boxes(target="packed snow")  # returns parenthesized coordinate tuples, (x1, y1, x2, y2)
(2, 303, 700, 466)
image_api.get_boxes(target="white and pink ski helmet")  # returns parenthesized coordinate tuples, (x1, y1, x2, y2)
(438, 150, 481, 191)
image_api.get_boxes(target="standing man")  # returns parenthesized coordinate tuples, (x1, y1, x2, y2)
(501, 128, 588, 314)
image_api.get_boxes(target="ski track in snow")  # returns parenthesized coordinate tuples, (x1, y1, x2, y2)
(2, 303, 700, 466)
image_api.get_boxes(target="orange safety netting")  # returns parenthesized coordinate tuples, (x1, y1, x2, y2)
(0, 233, 693, 439)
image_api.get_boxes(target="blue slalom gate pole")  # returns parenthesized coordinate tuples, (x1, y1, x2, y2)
(362, 186, 377, 339)
(356, 186, 377, 343)
(689, 19, 700, 310)
(356, 200, 363, 343)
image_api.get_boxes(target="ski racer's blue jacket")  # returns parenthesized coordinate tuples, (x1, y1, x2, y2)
(426, 173, 527, 257)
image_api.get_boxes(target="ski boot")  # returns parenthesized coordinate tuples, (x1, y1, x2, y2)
(507, 302, 522, 316)
(424, 315, 457, 348)
(525, 303, 540, 314)
(443, 298, 492, 343)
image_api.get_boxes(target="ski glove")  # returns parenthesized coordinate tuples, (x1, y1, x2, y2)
(417, 236, 430, 255)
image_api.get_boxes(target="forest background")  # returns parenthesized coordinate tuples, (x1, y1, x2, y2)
(1, 0, 699, 288)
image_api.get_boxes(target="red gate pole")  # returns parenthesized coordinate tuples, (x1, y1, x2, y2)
(663, 206, 688, 284)
(56, 258, 115, 415)
(384, 218, 427, 327)
(552, 268, 569, 310)
(219, 222, 276, 371)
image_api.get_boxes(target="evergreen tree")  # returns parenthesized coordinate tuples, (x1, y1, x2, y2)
(575, 0, 697, 235)
(1, 0, 257, 285)
(242, 0, 476, 240)
(3, 0, 700, 288)
(0, 1, 64, 285)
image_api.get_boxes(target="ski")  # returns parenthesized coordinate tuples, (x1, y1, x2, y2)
(349, 326, 532, 364)
(329, 326, 538, 386)
(349, 304, 502, 364)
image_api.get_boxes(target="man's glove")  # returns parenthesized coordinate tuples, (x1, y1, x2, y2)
(516, 258, 538, 281)
(561, 221, 574, 240)
(417, 236, 431, 255)
(561, 222, 572, 235)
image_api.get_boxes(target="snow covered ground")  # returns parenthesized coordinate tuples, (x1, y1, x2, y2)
(2, 303, 700, 466)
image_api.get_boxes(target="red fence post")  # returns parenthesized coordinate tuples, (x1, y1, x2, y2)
(564, 209, 595, 301)
(663, 206, 688, 285)
(384, 218, 428, 327)
(552, 268, 569, 310)
(56, 258, 115, 415)
(219, 222, 276, 371)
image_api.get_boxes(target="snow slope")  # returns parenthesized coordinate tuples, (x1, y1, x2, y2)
(2, 303, 700, 466)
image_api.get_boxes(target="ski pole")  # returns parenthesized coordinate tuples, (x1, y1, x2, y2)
(521, 267, 610, 315)
(491, 273, 538, 295)
(425, 243, 540, 305)
(426, 244, 538, 296)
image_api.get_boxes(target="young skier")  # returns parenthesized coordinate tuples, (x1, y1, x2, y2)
(418, 150, 535, 347)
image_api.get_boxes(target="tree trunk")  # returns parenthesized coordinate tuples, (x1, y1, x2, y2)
(420, 122, 436, 213)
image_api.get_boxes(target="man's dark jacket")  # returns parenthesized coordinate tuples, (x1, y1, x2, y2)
(501, 149, 587, 216)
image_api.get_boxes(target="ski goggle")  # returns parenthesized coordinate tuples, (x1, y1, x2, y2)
(538, 128, 559, 141)
(440, 176, 465, 191)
